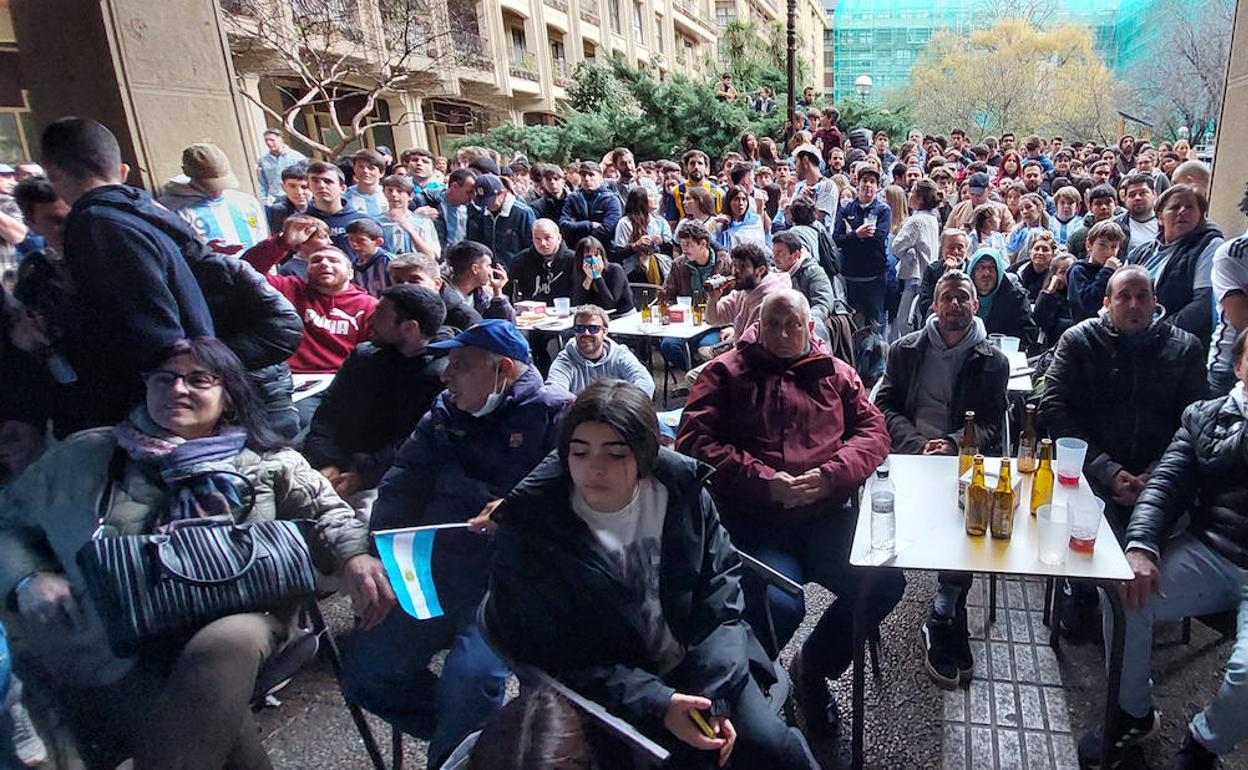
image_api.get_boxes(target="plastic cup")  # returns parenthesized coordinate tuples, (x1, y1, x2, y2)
(553, 297, 571, 317)
(1036, 504, 1071, 566)
(988, 333, 1005, 349)
(1069, 496, 1104, 554)
(864, 213, 877, 227)
(999, 336, 1021, 354)
(678, 295, 692, 307)
(1054, 437, 1088, 486)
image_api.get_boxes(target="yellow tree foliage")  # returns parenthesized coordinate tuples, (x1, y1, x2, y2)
(908, 20, 1124, 143)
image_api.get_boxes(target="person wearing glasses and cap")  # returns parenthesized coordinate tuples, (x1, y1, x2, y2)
(342, 319, 573, 768)
(546, 304, 654, 397)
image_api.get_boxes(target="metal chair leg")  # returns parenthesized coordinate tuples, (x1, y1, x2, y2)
(988, 574, 998, 624)
(391, 727, 404, 770)
(867, 627, 882, 681)
(308, 603, 387, 770)
(1042, 577, 1055, 627)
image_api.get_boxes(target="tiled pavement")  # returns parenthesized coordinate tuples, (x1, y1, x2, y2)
(940, 576, 1079, 770)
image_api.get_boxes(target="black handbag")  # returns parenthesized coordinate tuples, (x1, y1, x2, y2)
(75, 449, 319, 657)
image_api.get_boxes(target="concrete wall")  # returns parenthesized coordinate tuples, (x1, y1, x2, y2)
(1210, 0, 1247, 235)
(10, 0, 257, 197)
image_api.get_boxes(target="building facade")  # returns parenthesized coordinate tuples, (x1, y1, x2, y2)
(829, 0, 1121, 104)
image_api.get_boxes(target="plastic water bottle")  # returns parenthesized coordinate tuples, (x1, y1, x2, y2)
(870, 461, 896, 553)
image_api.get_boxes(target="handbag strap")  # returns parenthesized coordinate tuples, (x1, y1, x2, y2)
(154, 526, 260, 586)
(92, 448, 129, 539)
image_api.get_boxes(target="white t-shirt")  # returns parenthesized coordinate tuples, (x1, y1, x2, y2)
(1127, 216, 1159, 254)
(571, 477, 684, 674)
(1210, 235, 1248, 380)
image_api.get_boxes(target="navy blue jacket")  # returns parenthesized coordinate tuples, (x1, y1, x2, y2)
(370, 366, 572, 605)
(466, 195, 536, 270)
(305, 199, 371, 262)
(833, 197, 892, 279)
(558, 189, 622, 247)
(1066, 259, 1115, 322)
(61, 185, 214, 429)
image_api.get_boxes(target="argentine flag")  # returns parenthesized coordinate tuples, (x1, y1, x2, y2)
(373, 523, 471, 621)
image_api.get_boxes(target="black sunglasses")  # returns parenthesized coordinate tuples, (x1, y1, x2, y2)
(573, 324, 604, 335)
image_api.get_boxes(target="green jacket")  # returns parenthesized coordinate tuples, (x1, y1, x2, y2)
(0, 428, 370, 686)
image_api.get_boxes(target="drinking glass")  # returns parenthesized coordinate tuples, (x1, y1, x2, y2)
(553, 297, 571, 317)
(1069, 496, 1104, 554)
(1054, 437, 1088, 486)
(1036, 504, 1070, 566)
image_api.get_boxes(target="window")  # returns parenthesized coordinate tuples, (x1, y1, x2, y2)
(609, 0, 622, 33)
(633, 2, 644, 42)
(510, 25, 526, 56)
(715, 5, 734, 26)
(655, 17, 664, 52)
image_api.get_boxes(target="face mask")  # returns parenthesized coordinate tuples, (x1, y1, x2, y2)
(471, 363, 507, 417)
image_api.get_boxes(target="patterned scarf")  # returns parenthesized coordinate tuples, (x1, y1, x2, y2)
(113, 406, 249, 523)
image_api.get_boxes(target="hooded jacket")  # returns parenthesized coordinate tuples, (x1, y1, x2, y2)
(467, 194, 536, 269)
(785, 254, 837, 328)
(546, 337, 654, 397)
(486, 448, 775, 730)
(677, 328, 889, 528)
(158, 179, 268, 251)
(969, 247, 1038, 350)
(662, 249, 732, 298)
(705, 269, 792, 340)
(303, 329, 454, 487)
(1066, 258, 1116, 322)
(1126, 221, 1223, 347)
(1037, 308, 1208, 500)
(305, 199, 372, 261)
(875, 317, 1010, 455)
(60, 185, 215, 429)
(242, 237, 377, 374)
(370, 366, 573, 605)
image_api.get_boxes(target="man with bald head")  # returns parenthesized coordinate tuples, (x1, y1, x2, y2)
(1038, 266, 1207, 640)
(1171, 159, 1211, 197)
(678, 289, 903, 738)
(508, 218, 574, 303)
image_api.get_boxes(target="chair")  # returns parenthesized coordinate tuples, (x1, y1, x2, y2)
(628, 282, 662, 312)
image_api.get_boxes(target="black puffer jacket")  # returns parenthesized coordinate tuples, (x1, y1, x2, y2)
(1127, 394, 1248, 568)
(486, 448, 774, 733)
(1037, 310, 1207, 501)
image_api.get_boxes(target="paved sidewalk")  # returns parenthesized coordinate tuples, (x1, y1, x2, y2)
(259, 571, 1246, 769)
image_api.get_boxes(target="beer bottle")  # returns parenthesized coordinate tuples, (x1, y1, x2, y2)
(990, 459, 1015, 540)
(1029, 439, 1054, 516)
(1017, 404, 1039, 473)
(965, 454, 990, 537)
(657, 288, 671, 325)
(640, 290, 653, 323)
(958, 411, 978, 477)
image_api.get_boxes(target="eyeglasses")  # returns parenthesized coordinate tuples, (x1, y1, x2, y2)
(143, 370, 222, 390)
(572, 324, 604, 335)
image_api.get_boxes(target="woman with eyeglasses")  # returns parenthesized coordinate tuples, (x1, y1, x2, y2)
(0, 337, 393, 770)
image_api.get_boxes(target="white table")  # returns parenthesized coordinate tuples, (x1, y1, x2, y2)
(846, 454, 1133, 769)
(608, 313, 724, 403)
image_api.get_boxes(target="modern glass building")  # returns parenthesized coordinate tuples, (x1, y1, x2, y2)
(829, 0, 1127, 103)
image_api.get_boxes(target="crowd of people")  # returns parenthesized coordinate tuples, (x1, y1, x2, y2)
(0, 102, 1245, 770)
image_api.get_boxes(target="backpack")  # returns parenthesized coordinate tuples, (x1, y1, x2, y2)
(851, 321, 886, 386)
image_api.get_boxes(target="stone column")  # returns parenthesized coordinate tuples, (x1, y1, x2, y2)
(10, 0, 257, 196)
(1210, 0, 1248, 235)
(389, 92, 431, 154)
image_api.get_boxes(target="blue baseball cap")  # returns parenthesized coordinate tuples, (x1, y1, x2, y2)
(428, 319, 531, 364)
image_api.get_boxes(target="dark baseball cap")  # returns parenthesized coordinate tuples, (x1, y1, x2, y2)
(428, 319, 531, 364)
(473, 174, 505, 206)
(968, 172, 991, 195)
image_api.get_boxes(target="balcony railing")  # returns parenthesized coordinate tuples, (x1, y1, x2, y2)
(673, 0, 715, 34)
(552, 58, 570, 86)
(452, 30, 493, 70)
(543, 0, 569, 11)
(509, 49, 540, 81)
(291, 0, 364, 42)
(578, 0, 600, 25)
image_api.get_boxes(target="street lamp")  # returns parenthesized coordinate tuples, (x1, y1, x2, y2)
(854, 74, 873, 103)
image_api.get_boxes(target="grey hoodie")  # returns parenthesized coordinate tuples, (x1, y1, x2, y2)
(546, 337, 655, 397)
(913, 314, 989, 440)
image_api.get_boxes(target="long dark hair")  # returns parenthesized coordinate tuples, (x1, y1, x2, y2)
(740, 132, 759, 162)
(558, 379, 659, 478)
(623, 187, 651, 247)
(571, 236, 608, 287)
(467, 686, 596, 770)
(152, 337, 287, 451)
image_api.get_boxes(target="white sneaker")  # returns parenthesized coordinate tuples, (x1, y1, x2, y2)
(9, 700, 47, 767)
